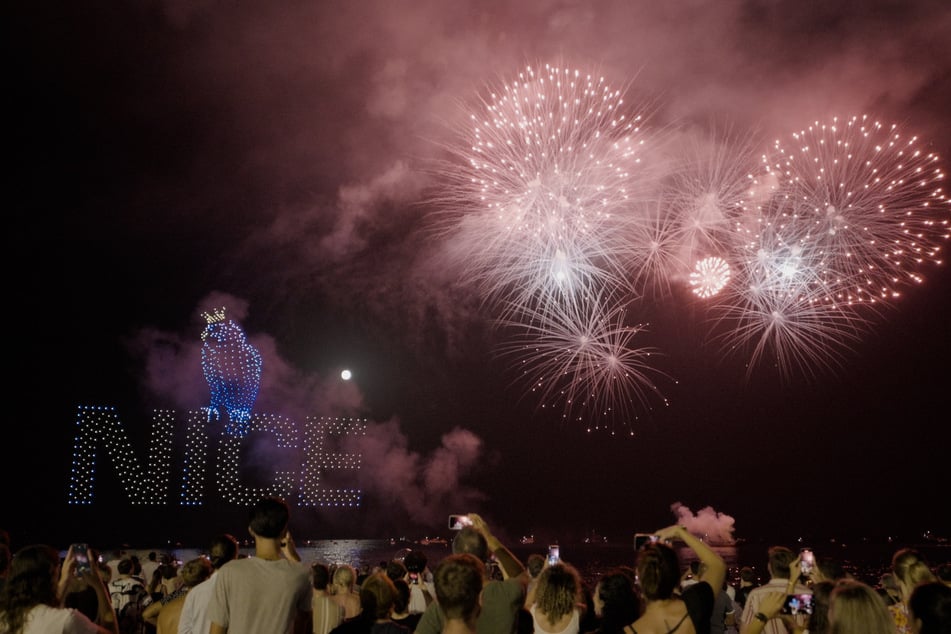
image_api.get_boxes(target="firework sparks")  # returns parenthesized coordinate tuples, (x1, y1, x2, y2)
(690, 256, 731, 298)
(759, 115, 950, 307)
(495, 298, 669, 435)
(429, 62, 654, 317)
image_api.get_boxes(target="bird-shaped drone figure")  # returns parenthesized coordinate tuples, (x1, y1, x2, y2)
(200, 307, 262, 438)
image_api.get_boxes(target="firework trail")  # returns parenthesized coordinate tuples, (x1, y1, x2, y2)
(494, 298, 669, 435)
(663, 125, 760, 286)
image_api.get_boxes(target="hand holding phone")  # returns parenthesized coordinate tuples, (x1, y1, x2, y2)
(782, 593, 814, 616)
(448, 514, 472, 530)
(799, 548, 815, 576)
(71, 543, 91, 577)
(547, 545, 560, 566)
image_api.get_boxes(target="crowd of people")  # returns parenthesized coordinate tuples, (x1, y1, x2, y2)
(1, 508, 949, 634)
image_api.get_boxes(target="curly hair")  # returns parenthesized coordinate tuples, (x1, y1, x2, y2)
(535, 562, 583, 622)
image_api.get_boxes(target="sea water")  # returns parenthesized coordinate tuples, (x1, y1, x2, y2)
(145, 538, 950, 589)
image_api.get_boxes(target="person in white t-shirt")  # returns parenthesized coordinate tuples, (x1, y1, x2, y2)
(177, 533, 239, 634)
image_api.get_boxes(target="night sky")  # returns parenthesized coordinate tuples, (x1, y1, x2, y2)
(8, 1, 951, 551)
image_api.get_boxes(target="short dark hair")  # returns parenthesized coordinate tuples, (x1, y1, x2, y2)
(249, 497, 290, 539)
(435, 553, 484, 621)
(118, 558, 134, 575)
(360, 573, 398, 620)
(312, 562, 332, 590)
(527, 554, 545, 578)
(209, 534, 239, 569)
(909, 581, 951, 634)
(451, 526, 489, 561)
(404, 550, 427, 574)
(767, 546, 794, 579)
(386, 559, 408, 581)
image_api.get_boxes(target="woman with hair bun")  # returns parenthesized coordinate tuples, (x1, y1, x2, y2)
(890, 548, 937, 634)
(625, 525, 726, 634)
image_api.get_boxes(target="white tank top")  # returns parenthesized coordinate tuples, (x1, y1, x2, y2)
(529, 604, 581, 634)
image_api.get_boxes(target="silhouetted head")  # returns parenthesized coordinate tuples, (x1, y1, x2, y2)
(828, 578, 894, 634)
(360, 572, 398, 620)
(392, 578, 411, 614)
(636, 542, 681, 601)
(404, 550, 427, 574)
(594, 567, 639, 627)
(117, 558, 135, 575)
(312, 562, 332, 590)
(452, 526, 489, 562)
(909, 581, 951, 634)
(181, 557, 213, 588)
(435, 553, 484, 622)
(767, 546, 795, 580)
(248, 496, 290, 539)
(527, 554, 545, 578)
(209, 534, 240, 569)
(386, 559, 408, 581)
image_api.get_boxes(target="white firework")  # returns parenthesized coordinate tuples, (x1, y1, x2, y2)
(495, 298, 669, 435)
(690, 256, 731, 298)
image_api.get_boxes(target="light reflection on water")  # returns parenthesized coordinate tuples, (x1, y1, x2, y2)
(151, 540, 947, 589)
(162, 540, 737, 587)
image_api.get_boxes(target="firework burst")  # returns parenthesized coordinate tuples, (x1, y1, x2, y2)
(757, 115, 950, 307)
(429, 62, 655, 317)
(495, 298, 669, 435)
(711, 209, 875, 380)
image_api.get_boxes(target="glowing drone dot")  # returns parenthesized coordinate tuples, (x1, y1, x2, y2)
(340, 369, 352, 381)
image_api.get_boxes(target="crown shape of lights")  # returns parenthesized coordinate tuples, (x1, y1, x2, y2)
(202, 307, 227, 324)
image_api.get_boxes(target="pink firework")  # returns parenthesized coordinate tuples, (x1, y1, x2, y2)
(756, 115, 950, 307)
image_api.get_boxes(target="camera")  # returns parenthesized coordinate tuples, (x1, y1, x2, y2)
(448, 514, 472, 530)
(71, 543, 91, 577)
(547, 545, 560, 566)
(782, 593, 815, 616)
(799, 548, 815, 576)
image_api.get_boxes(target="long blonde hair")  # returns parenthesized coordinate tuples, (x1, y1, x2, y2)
(828, 579, 895, 634)
(891, 548, 936, 600)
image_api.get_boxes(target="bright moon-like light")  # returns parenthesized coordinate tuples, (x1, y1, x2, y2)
(340, 369, 352, 381)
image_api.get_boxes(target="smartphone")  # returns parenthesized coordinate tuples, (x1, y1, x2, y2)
(800, 548, 815, 576)
(71, 543, 91, 576)
(409, 572, 419, 585)
(547, 545, 560, 566)
(448, 514, 471, 530)
(782, 593, 815, 616)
